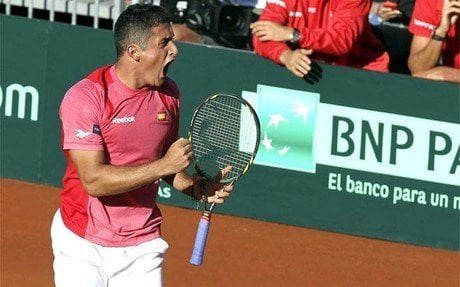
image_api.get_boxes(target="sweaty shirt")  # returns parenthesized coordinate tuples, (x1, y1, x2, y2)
(409, 0, 460, 69)
(59, 65, 180, 247)
(252, 0, 390, 72)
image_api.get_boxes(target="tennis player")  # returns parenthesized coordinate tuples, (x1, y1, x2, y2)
(51, 4, 232, 287)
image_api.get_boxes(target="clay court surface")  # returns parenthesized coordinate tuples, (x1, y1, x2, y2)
(1, 178, 459, 287)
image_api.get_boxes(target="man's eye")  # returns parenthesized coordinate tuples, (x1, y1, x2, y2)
(161, 36, 175, 48)
(160, 39, 171, 47)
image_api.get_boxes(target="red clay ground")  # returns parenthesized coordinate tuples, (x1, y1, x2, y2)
(1, 178, 459, 287)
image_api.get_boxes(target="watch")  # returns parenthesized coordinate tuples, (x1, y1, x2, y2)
(431, 29, 447, 42)
(290, 28, 301, 44)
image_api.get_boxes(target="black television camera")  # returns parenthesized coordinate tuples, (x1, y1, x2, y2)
(162, 0, 257, 49)
(185, 0, 254, 36)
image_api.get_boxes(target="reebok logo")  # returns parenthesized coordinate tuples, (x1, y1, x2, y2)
(112, 116, 135, 124)
(75, 129, 92, 139)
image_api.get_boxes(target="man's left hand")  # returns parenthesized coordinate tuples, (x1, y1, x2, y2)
(193, 166, 234, 204)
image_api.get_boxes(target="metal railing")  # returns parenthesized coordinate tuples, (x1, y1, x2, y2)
(2, 0, 125, 28)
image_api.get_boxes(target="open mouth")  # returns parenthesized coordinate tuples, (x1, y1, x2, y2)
(163, 61, 173, 76)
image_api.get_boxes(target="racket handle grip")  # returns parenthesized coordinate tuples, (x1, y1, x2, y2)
(189, 215, 211, 266)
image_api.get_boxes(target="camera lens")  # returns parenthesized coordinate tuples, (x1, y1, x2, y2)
(219, 6, 244, 33)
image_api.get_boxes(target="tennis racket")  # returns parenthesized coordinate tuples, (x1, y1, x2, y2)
(189, 93, 260, 266)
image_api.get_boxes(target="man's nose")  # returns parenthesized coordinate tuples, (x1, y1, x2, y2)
(169, 41, 178, 57)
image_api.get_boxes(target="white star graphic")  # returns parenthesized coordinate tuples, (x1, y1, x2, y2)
(261, 132, 274, 151)
(267, 113, 289, 129)
(278, 146, 290, 155)
(291, 101, 310, 125)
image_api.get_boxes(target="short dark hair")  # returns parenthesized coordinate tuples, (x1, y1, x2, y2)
(114, 4, 172, 59)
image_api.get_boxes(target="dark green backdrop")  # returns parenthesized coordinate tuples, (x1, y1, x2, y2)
(1, 15, 459, 250)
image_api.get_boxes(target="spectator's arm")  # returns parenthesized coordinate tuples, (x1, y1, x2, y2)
(412, 66, 460, 83)
(416, 66, 460, 83)
(252, 40, 292, 65)
(296, 0, 370, 55)
(407, 34, 444, 75)
(251, 0, 291, 64)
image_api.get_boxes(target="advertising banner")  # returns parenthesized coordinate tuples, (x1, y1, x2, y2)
(1, 15, 459, 250)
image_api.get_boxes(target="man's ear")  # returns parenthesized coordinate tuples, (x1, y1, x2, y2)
(127, 44, 141, 62)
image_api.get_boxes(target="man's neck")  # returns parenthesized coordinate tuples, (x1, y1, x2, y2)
(114, 60, 145, 90)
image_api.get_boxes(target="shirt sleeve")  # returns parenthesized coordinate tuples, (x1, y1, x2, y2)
(298, 0, 370, 56)
(408, 0, 437, 38)
(252, 0, 291, 64)
(59, 80, 104, 151)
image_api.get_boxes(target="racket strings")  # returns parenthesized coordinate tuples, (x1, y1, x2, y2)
(191, 144, 252, 179)
(193, 144, 253, 173)
(193, 99, 253, 148)
(193, 100, 257, 149)
(194, 104, 244, 143)
(191, 96, 258, 182)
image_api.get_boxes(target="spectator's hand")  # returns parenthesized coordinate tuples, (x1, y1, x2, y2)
(279, 49, 313, 77)
(161, 138, 193, 174)
(193, 166, 234, 204)
(377, 7, 402, 21)
(440, 0, 460, 32)
(250, 21, 294, 42)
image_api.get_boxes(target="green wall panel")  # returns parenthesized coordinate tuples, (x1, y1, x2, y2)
(1, 15, 459, 250)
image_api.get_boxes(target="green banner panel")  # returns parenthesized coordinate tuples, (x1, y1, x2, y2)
(1, 15, 459, 250)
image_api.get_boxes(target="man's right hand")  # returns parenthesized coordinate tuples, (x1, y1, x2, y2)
(279, 49, 313, 77)
(440, 0, 460, 32)
(250, 20, 294, 42)
(161, 137, 193, 175)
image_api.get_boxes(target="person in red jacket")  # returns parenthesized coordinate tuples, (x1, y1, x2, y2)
(407, 0, 460, 83)
(250, 0, 390, 78)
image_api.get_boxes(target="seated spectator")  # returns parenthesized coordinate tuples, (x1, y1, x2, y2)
(408, 0, 459, 83)
(250, 0, 390, 78)
(369, 0, 415, 74)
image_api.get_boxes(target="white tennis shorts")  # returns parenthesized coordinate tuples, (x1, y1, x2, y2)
(50, 209, 169, 287)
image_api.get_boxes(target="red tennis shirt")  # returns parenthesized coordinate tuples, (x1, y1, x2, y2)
(59, 65, 180, 247)
(409, 0, 460, 69)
